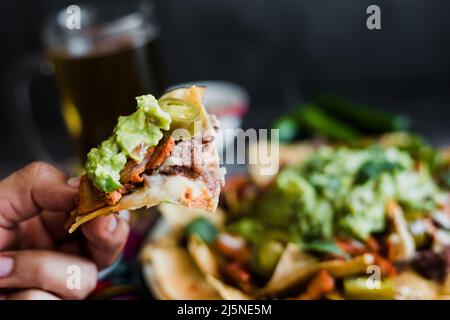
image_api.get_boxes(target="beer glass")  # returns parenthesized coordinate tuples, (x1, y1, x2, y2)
(10, 2, 165, 164)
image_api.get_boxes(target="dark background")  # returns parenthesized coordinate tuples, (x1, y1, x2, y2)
(1, 0, 450, 177)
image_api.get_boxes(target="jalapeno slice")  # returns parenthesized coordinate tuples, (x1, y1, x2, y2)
(252, 230, 289, 277)
(255, 239, 285, 276)
(159, 98, 200, 136)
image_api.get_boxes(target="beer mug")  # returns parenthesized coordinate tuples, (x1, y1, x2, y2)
(8, 2, 165, 166)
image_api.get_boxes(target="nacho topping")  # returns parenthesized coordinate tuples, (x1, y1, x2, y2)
(159, 98, 200, 135)
(146, 136, 176, 171)
(142, 134, 450, 300)
(120, 146, 156, 187)
(70, 86, 225, 235)
(85, 94, 171, 193)
(115, 95, 171, 162)
(85, 137, 127, 193)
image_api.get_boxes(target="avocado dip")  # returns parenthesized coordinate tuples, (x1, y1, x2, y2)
(85, 95, 171, 193)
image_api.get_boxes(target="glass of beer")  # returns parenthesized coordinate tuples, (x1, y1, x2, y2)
(19, 2, 166, 162)
(47, 2, 165, 159)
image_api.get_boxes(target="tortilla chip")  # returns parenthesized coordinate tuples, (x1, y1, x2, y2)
(256, 243, 319, 296)
(188, 236, 220, 278)
(259, 249, 375, 296)
(142, 245, 221, 300)
(68, 173, 218, 233)
(68, 86, 224, 233)
(266, 243, 318, 287)
(206, 275, 251, 300)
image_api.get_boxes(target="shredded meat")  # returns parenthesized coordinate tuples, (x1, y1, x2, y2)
(158, 128, 224, 196)
(191, 137, 205, 175)
(159, 139, 194, 170)
(104, 186, 127, 206)
(110, 139, 174, 204)
(120, 146, 155, 188)
(158, 165, 199, 178)
(411, 248, 450, 281)
(221, 263, 254, 294)
(146, 136, 175, 171)
(335, 238, 368, 257)
(77, 116, 222, 215)
(77, 139, 174, 214)
(296, 270, 335, 300)
(373, 253, 397, 276)
(199, 168, 223, 195)
(160, 154, 224, 198)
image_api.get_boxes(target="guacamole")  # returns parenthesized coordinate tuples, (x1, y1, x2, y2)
(229, 145, 443, 244)
(85, 95, 171, 193)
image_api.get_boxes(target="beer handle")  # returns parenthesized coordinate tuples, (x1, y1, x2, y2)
(5, 54, 55, 162)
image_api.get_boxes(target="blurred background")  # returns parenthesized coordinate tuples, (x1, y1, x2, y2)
(1, 0, 450, 178)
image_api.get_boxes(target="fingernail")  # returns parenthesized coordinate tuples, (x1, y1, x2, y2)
(67, 177, 81, 188)
(118, 210, 131, 222)
(0, 257, 14, 278)
(107, 216, 118, 233)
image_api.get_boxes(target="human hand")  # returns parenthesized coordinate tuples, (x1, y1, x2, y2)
(0, 162, 130, 300)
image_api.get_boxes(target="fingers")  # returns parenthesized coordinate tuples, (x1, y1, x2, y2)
(0, 162, 77, 229)
(0, 250, 97, 300)
(81, 211, 130, 269)
(6, 289, 60, 300)
(39, 209, 73, 241)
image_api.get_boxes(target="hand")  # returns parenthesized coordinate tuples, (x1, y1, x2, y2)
(0, 162, 130, 300)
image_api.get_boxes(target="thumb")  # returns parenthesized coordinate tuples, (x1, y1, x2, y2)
(0, 162, 77, 229)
